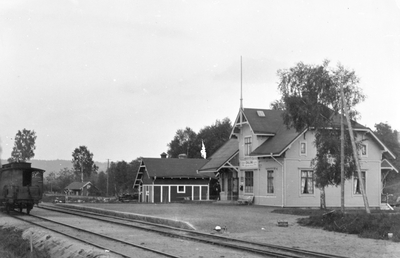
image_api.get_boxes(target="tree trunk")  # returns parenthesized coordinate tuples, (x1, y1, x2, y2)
(320, 187, 326, 209)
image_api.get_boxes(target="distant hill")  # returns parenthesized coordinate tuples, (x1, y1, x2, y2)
(1, 159, 108, 174)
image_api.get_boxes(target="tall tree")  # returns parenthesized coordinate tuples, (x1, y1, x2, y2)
(57, 167, 76, 192)
(45, 172, 57, 192)
(196, 118, 232, 158)
(270, 99, 286, 111)
(8, 129, 37, 162)
(96, 171, 107, 196)
(72, 146, 99, 182)
(167, 118, 232, 159)
(277, 60, 366, 210)
(167, 127, 197, 158)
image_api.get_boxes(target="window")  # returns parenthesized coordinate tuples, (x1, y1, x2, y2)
(300, 170, 314, 194)
(300, 142, 307, 155)
(245, 171, 254, 193)
(267, 170, 274, 194)
(177, 185, 185, 193)
(257, 110, 265, 117)
(354, 171, 366, 195)
(360, 144, 368, 157)
(245, 136, 252, 156)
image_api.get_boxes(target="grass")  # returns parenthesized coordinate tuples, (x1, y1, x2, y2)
(0, 226, 51, 258)
(277, 208, 400, 242)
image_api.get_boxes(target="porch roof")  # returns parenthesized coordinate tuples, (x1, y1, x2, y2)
(382, 159, 399, 173)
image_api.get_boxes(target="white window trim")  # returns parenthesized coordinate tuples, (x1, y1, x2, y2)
(244, 136, 252, 156)
(266, 169, 275, 195)
(177, 185, 186, 193)
(244, 170, 254, 194)
(352, 171, 367, 196)
(300, 141, 307, 156)
(360, 143, 368, 157)
(299, 169, 315, 196)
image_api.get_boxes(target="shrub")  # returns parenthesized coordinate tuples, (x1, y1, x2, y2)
(297, 211, 400, 241)
(0, 227, 50, 258)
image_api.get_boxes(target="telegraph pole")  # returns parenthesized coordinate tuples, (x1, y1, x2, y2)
(340, 84, 345, 213)
(340, 87, 370, 213)
(107, 159, 109, 196)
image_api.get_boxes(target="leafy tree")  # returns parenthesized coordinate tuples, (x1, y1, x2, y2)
(196, 118, 232, 158)
(270, 99, 286, 110)
(167, 118, 232, 159)
(45, 172, 57, 192)
(8, 129, 37, 162)
(96, 171, 108, 196)
(277, 60, 366, 209)
(108, 159, 140, 195)
(57, 167, 76, 192)
(167, 127, 197, 158)
(72, 146, 99, 182)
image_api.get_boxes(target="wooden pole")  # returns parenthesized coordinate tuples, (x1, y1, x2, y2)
(340, 84, 345, 213)
(340, 88, 370, 213)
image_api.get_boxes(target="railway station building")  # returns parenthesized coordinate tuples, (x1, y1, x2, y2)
(198, 107, 397, 209)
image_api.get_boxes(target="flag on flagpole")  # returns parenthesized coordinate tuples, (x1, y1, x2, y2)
(201, 140, 207, 159)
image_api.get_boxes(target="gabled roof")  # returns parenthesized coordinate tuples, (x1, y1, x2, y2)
(234, 108, 395, 159)
(141, 158, 213, 178)
(65, 181, 92, 190)
(198, 138, 239, 173)
(242, 108, 285, 135)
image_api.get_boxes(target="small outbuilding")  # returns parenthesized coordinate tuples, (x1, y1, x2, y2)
(133, 154, 215, 203)
(64, 181, 100, 196)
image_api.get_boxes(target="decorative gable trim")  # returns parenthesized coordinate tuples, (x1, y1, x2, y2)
(382, 159, 399, 173)
(250, 128, 308, 157)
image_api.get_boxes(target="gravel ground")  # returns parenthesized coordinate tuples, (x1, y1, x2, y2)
(1, 202, 399, 258)
(77, 202, 400, 258)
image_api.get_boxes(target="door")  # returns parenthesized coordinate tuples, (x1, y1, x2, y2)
(162, 186, 169, 203)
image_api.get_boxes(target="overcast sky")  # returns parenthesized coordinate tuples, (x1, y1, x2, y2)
(1, 0, 400, 163)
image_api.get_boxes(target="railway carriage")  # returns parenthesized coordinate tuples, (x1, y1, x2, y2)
(0, 162, 45, 214)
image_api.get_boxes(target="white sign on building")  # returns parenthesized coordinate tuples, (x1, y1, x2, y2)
(240, 158, 259, 170)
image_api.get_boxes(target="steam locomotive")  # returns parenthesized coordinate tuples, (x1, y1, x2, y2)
(0, 162, 45, 214)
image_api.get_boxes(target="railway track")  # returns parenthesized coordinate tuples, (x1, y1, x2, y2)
(9, 210, 180, 258)
(30, 204, 349, 258)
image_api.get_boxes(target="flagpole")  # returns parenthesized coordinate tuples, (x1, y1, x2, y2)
(240, 56, 243, 110)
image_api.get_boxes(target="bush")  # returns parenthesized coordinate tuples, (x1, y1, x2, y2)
(0, 227, 50, 258)
(297, 211, 400, 241)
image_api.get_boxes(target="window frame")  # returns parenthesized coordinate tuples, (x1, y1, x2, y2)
(300, 169, 314, 195)
(177, 185, 186, 193)
(244, 171, 254, 193)
(267, 170, 274, 194)
(244, 136, 252, 156)
(360, 143, 368, 157)
(300, 141, 307, 156)
(353, 171, 366, 195)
